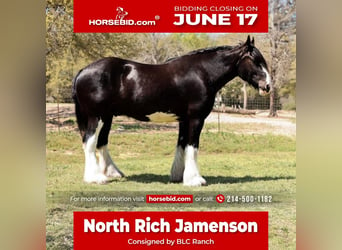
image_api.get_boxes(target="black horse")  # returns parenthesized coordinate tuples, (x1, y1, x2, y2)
(72, 36, 271, 186)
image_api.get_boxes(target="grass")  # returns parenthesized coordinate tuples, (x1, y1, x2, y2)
(46, 124, 296, 249)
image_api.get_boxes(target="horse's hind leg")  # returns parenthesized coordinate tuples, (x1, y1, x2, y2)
(82, 117, 108, 184)
(170, 120, 187, 182)
(97, 117, 124, 178)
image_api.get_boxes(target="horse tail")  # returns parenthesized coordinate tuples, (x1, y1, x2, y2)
(72, 69, 87, 134)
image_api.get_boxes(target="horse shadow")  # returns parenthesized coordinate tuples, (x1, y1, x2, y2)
(125, 174, 295, 185)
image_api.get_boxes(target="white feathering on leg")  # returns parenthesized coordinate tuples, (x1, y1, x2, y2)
(98, 145, 124, 178)
(183, 145, 206, 186)
(83, 120, 108, 184)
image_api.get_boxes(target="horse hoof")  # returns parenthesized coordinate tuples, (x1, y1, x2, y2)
(170, 178, 183, 183)
(170, 174, 183, 183)
(183, 176, 207, 187)
(84, 174, 109, 184)
(107, 171, 124, 178)
(106, 165, 124, 178)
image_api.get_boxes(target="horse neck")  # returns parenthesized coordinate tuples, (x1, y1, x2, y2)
(205, 48, 243, 92)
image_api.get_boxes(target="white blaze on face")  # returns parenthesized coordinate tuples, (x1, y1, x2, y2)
(262, 66, 271, 85)
(258, 66, 271, 96)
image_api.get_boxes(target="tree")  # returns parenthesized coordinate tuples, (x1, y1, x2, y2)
(46, 0, 141, 102)
(134, 33, 214, 64)
(268, 0, 296, 116)
(46, 0, 74, 102)
(134, 33, 171, 64)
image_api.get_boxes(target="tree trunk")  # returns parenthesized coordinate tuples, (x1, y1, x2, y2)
(269, 87, 278, 117)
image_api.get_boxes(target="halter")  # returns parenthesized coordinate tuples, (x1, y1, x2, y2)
(235, 49, 253, 69)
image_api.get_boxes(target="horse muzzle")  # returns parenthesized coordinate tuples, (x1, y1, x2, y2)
(258, 82, 270, 96)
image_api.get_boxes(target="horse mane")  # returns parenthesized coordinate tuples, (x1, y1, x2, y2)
(165, 44, 243, 63)
(185, 45, 235, 56)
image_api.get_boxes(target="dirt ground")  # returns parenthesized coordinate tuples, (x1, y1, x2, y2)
(46, 103, 296, 137)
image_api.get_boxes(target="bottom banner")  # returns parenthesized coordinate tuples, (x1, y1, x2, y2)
(74, 211, 268, 249)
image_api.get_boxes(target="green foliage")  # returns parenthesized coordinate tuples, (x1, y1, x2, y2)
(168, 33, 214, 53)
(46, 1, 145, 102)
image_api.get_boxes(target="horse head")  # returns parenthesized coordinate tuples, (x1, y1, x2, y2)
(236, 36, 271, 96)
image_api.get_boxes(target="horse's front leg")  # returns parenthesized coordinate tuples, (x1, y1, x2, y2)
(183, 118, 207, 186)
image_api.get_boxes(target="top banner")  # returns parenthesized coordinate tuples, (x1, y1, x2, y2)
(73, 0, 268, 33)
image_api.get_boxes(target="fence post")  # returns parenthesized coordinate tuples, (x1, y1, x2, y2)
(242, 81, 247, 110)
(217, 111, 220, 133)
(57, 88, 61, 133)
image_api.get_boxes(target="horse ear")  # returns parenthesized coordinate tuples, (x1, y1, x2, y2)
(245, 35, 254, 52)
(246, 35, 251, 45)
